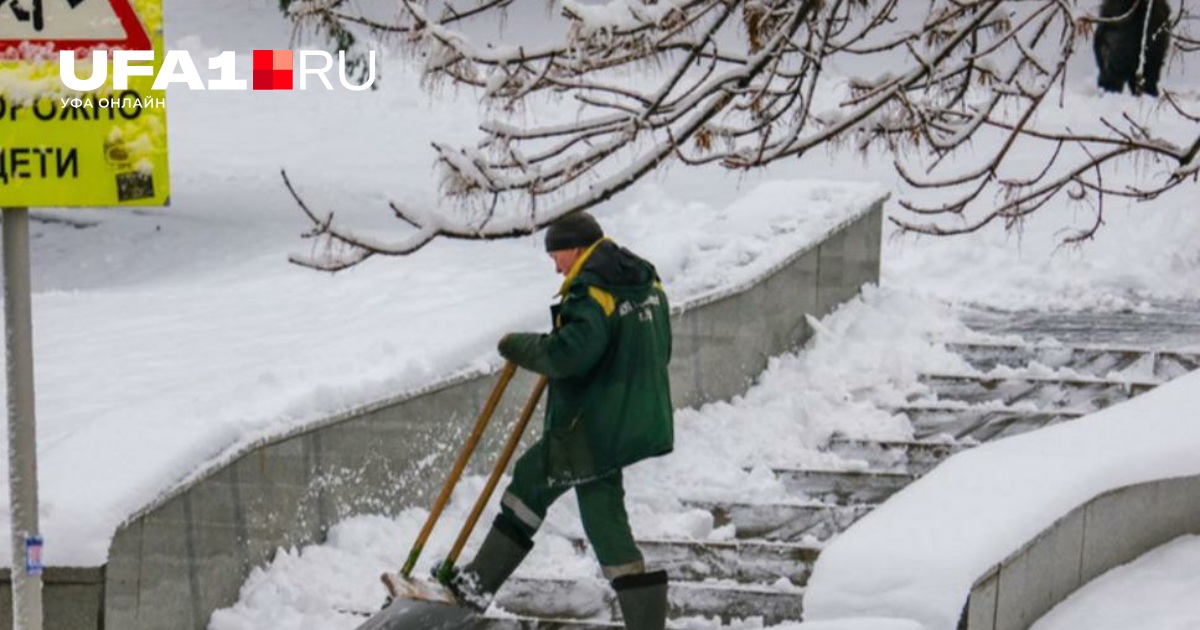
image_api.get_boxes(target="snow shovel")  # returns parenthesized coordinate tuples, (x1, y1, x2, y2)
(356, 365, 548, 630)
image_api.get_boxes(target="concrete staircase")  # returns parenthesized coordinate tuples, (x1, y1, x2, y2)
(467, 336, 1199, 629)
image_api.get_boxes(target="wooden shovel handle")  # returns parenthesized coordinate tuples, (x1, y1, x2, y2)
(397, 361, 518, 579)
(439, 375, 548, 580)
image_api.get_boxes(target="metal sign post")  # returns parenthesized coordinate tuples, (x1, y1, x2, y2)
(3, 207, 43, 630)
(1, 1, 167, 626)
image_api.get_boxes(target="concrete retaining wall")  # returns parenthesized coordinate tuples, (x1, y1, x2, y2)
(3, 199, 883, 630)
(964, 473, 1200, 630)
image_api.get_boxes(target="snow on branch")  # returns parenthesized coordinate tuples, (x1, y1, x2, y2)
(284, 0, 1200, 270)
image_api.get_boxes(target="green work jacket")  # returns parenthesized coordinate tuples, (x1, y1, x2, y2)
(499, 239, 674, 486)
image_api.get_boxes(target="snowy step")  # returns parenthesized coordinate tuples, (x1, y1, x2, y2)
(958, 303, 1200, 348)
(496, 577, 803, 625)
(475, 617, 620, 630)
(946, 342, 1200, 383)
(665, 579, 802, 625)
(621, 537, 818, 584)
(1134, 350, 1198, 381)
(827, 437, 970, 475)
(918, 373, 1155, 411)
(772, 468, 916, 504)
(900, 404, 1087, 441)
(684, 499, 874, 542)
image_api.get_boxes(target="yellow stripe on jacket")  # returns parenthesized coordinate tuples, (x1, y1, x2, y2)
(588, 286, 616, 317)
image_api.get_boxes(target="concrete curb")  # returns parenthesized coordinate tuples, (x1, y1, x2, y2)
(964, 474, 1200, 630)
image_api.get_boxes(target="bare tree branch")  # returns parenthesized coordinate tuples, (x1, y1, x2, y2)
(282, 0, 1200, 270)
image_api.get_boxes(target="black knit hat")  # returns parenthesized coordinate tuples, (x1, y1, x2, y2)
(544, 212, 604, 252)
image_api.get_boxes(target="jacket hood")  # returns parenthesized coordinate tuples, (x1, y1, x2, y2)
(579, 240, 656, 290)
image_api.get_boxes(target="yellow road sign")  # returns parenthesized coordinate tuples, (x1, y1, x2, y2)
(0, 0, 169, 207)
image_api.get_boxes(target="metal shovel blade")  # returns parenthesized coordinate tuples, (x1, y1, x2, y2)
(354, 574, 478, 630)
(353, 597, 478, 630)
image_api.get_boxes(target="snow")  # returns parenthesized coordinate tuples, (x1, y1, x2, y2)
(0, 0, 1197, 628)
(0, 129, 879, 569)
(772, 623, 921, 630)
(209, 286, 972, 630)
(562, 0, 684, 36)
(885, 196, 1200, 312)
(606, 181, 886, 305)
(206, 54, 1200, 630)
(0, 0, 884, 570)
(802, 367, 1200, 630)
(1031, 535, 1200, 630)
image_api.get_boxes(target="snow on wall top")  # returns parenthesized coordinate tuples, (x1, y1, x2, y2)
(803, 368, 1200, 630)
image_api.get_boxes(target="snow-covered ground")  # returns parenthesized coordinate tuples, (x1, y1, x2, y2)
(1032, 535, 1200, 630)
(0, 0, 1198, 628)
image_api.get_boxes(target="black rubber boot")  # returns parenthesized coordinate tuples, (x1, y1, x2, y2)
(612, 570, 669, 630)
(444, 516, 534, 611)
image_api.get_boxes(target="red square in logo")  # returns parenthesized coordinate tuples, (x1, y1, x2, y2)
(253, 50, 293, 90)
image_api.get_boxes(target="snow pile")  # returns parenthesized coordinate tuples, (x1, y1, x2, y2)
(629, 285, 973, 508)
(1031, 535, 1200, 630)
(803, 368, 1200, 630)
(886, 197, 1200, 311)
(607, 180, 886, 305)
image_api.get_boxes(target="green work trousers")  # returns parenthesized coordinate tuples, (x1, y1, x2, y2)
(499, 439, 645, 580)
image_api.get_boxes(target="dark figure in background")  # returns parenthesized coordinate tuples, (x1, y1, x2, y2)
(1094, 0, 1171, 96)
